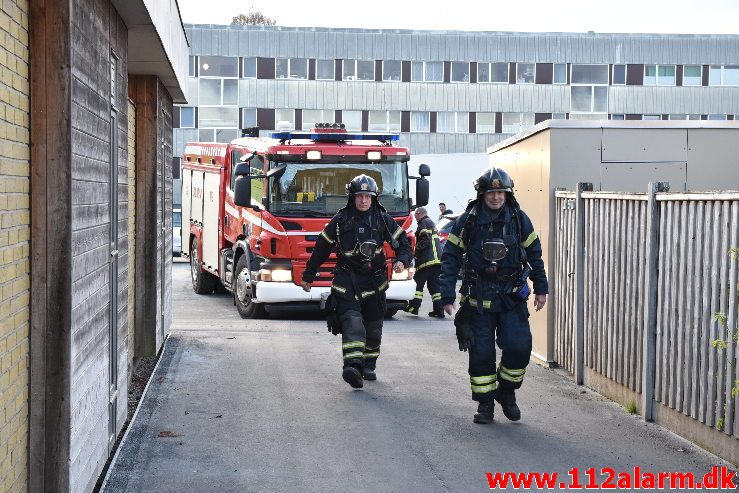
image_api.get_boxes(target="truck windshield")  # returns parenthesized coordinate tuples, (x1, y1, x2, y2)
(269, 161, 409, 216)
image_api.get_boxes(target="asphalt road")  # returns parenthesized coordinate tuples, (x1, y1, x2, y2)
(102, 260, 734, 492)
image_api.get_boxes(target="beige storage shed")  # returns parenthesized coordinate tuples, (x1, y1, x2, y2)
(487, 120, 739, 365)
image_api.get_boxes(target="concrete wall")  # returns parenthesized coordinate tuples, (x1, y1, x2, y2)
(0, 1, 29, 492)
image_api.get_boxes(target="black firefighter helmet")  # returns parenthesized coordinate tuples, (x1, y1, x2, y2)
(346, 174, 379, 197)
(474, 167, 514, 196)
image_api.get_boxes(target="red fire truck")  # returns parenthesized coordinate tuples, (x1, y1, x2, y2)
(181, 124, 430, 318)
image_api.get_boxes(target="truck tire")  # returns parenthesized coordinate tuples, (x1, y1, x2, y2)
(234, 254, 267, 319)
(190, 237, 218, 294)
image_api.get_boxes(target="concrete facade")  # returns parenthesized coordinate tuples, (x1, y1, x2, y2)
(0, 2, 29, 492)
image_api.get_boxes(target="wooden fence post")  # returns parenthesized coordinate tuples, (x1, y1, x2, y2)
(575, 182, 593, 385)
(642, 181, 669, 421)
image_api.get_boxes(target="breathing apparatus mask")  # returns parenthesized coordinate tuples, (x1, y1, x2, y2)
(358, 240, 379, 262)
(482, 239, 507, 275)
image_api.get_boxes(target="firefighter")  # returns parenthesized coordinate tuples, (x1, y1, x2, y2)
(439, 167, 548, 424)
(300, 174, 412, 388)
(404, 206, 444, 317)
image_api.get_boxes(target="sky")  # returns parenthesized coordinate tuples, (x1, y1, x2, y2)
(177, 0, 739, 34)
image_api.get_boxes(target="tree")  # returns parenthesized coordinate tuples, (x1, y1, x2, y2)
(231, 10, 276, 26)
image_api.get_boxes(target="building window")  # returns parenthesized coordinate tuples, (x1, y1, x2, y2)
(199, 129, 215, 142)
(571, 86, 608, 113)
(242, 57, 257, 79)
(198, 56, 238, 77)
(410, 112, 430, 132)
(611, 114, 625, 120)
(343, 59, 374, 81)
(553, 63, 567, 84)
(709, 65, 739, 86)
(478, 62, 509, 83)
(451, 62, 470, 83)
(502, 113, 535, 134)
(199, 78, 238, 105)
(612, 64, 626, 85)
(383, 60, 402, 81)
(644, 65, 676, 86)
(216, 129, 238, 143)
(683, 65, 702, 86)
(552, 113, 567, 120)
(411, 61, 443, 82)
(570, 113, 608, 120)
(516, 63, 535, 84)
(436, 111, 468, 133)
(242, 108, 257, 128)
(180, 107, 195, 128)
(302, 110, 334, 129)
(368, 110, 401, 132)
(708, 114, 727, 120)
(276, 58, 308, 79)
(316, 59, 335, 80)
(342, 110, 362, 131)
(476, 112, 496, 133)
(275, 109, 295, 130)
(188, 56, 197, 77)
(199, 107, 239, 128)
(643, 115, 661, 121)
(571, 64, 609, 85)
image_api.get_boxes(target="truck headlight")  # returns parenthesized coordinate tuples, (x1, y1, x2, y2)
(260, 268, 293, 282)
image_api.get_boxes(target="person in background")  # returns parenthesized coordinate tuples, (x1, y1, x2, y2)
(438, 202, 454, 221)
(404, 207, 444, 318)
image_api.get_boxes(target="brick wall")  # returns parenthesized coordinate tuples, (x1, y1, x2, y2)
(0, 1, 30, 492)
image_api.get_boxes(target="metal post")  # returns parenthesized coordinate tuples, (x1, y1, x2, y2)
(642, 181, 669, 421)
(574, 182, 592, 385)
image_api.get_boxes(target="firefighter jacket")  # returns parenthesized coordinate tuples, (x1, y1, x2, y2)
(414, 215, 442, 271)
(439, 201, 548, 311)
(302, 205, 412, 299)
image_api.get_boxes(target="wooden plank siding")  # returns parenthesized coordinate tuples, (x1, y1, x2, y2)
(129, 75, 173, 357)
(553, 189, 739, 451)
(29, 0, 73, 490)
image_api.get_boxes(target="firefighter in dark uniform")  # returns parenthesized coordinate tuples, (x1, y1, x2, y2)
(404, 206, 444, 317)
(300, 175, 412, 388)
(439, 168, 548, 424)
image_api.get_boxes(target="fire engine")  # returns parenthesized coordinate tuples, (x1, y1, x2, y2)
(181, 124, 430, 318)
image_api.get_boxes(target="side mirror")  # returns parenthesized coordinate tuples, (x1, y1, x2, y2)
(233, 162, 251, 178)
(267, 163, 287, 180)
(415, 177, 429, 207)
(233, 176, 252, 207)
(418, 163, 431, 177)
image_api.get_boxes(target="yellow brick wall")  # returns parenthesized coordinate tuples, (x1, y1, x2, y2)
(0, 1, 30, 492)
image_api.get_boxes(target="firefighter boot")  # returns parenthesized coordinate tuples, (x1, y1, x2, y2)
(342, 365, 364, 389)
(362, 368, 377, 381)
(495, 388, 521, 421)
(473, 401, 495, 424)
(428, 300, 445, 318)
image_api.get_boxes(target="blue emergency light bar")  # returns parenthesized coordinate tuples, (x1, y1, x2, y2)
(269, 131, 400, 142)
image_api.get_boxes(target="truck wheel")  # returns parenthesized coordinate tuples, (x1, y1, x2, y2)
(234, 254, 267, 319)
(190, 238, 217, 294)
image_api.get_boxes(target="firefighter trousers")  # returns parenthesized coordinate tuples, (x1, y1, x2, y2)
(337, 291, 385, 371)
(406, 265, 441, 314)
(467, 301, 531, 403)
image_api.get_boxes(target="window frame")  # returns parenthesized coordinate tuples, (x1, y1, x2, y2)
(643, 64, 676, 86)
(450, 62, 471, 83)
(275, 57, 308, 80)
(436, 111, 469, 133)
(553, 63, 567, 84)
(382, 60, 402, 82)
(476, 112, 496, 134)
(197, 55, 239, 78)
(179, 107, 195, 128)
(368, 110, 401, 132)
(343, 59, 375, 81)
(316, 59, 335, 81)
(682, 65, 702, 86)
(411, 61, 443, 83)
(516, 63, 535, 84)
(409, 111, 430, 132)
(612, 64, 626, 85)
(242, 57, 257, 79)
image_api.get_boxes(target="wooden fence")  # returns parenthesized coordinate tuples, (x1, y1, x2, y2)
(553, 184, 739, 443)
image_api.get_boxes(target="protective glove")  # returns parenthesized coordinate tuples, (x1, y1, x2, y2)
(455, 322, 475, 352)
